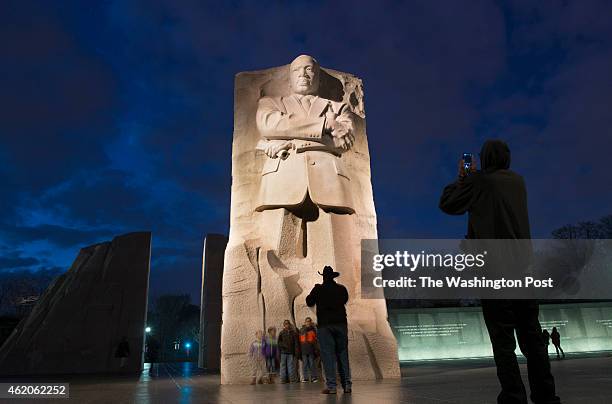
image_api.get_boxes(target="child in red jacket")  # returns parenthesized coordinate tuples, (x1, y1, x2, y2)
(299, 317, 319, 382)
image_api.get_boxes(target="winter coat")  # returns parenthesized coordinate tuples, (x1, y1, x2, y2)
(306, 280, 349, 327)
(299, 325, 318, 356)
(277, 328, 300, 355)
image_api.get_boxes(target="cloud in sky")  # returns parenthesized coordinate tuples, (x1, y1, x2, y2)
(1, 0, 611, 301)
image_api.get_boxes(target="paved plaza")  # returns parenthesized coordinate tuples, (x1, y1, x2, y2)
(2, 354, 611, 403)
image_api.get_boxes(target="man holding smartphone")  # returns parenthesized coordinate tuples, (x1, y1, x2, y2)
(439, 140, 561, 404)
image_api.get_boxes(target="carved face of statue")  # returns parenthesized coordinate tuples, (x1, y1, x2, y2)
(289, 55, 320, 95)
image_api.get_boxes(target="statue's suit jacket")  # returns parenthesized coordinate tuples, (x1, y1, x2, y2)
(255, 94, 355, 213)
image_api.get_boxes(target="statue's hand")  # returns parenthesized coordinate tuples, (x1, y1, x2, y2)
(324, 108, 339, 134)
(331, 122, 349, 138)
(331, 132, 355, 151)
(342, 132, 355, 150)
(264, 140, 291, 158)
(329, 116, 354, 150)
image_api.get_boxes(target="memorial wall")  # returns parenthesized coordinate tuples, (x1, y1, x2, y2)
(389, 302, 612, 361)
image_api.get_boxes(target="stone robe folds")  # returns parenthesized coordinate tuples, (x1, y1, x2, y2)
(255, 95, 354, 213)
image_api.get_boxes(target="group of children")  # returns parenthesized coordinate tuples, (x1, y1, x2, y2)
(249, 317, 319, 384)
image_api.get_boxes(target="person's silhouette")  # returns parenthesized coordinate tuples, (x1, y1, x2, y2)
(306, 266, 351, 395)
(115, 336, 130, 369)
(439, 140, 561, 404)
(550, 327, 565, 359)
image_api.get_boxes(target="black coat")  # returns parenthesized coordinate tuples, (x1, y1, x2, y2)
(277, 328, 300, 355)
(551, 330, 561, 345)
(115, 340, 130, 358)
(439, 140, 531, 240)
(306, 280, 348, 327)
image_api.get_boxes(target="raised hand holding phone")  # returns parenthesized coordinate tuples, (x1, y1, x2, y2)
(459, 152, 477, 178)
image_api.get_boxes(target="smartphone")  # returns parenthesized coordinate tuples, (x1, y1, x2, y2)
(462, 153, 473, 174)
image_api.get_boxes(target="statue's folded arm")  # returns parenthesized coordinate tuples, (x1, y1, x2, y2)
(256, 98, 325, 140)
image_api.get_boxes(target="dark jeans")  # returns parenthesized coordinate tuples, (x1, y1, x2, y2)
(302, 353, 317, 380)
(318, 324, 351, 390)
(553, 344, 564, 358)
(279, 353, 296, 382)
(266, 356, 277, 375)
(481, 300, 561, 404)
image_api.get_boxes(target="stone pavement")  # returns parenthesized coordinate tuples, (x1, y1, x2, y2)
(2, 354, 611, 403)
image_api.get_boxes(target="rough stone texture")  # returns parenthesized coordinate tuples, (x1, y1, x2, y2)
(221, 59, 400, 384)
(0, 232, 151, 376)
(198, 234, 228, 371)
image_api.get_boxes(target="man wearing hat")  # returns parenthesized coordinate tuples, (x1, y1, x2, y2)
(306, 266, 351, 394)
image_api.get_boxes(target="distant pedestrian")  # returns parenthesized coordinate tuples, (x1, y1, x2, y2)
(542, 329, 551, 356)
(306, 266, 351, 395)
(249, 330, 267, 384)
(550, 327, 565, 359)
(278, 319, 300, 383)
(263, 326, 279, 383)
(299, 317, 319, 382)
(146, 336, 160, 376)
(115, 336, 130, 368)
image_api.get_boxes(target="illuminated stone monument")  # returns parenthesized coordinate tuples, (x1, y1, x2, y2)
(220, 55, 400, 383)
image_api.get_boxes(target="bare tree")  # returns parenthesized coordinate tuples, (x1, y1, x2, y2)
(551, 224, 578, 239)
(599, 215, 612, 238)
(153, 294, 191, 361)
(0, 269, 62, 316)
(577, 221, 603, 239)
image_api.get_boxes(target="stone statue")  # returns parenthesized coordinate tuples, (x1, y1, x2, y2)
(220, 55, 400, 384)
(255, 55, 356, 214)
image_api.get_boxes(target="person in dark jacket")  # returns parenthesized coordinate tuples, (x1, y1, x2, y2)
(115, 336, 130, 368)
(550, 327, 565, 359)
(439, 140, 560, 404)
(277, 319, 300, 383)
(306, 266, 351, 395)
